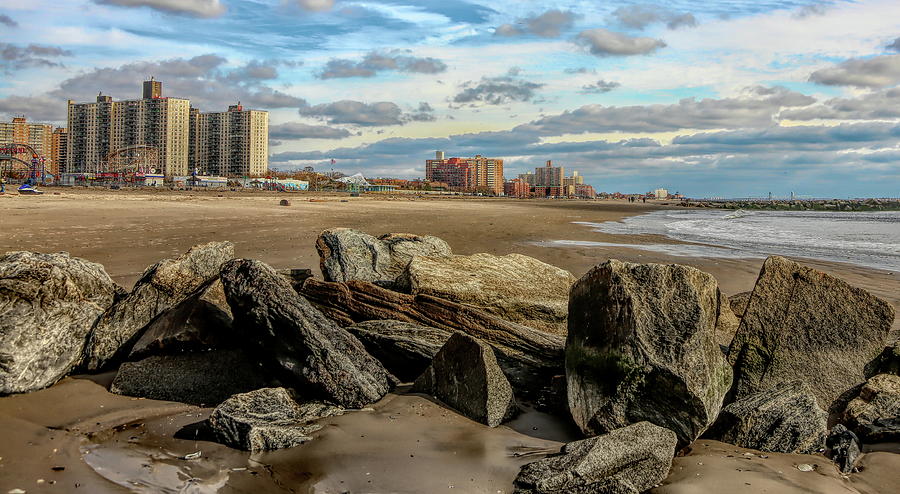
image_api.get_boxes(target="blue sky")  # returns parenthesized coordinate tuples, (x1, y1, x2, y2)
(2, 0, 900, 197)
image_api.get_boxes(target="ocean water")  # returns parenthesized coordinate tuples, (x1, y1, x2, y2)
(555, 209, 900, 272)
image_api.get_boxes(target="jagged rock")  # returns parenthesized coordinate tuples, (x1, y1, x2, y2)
(826, 424, 861, 474)
(716, 298, 741, 349)
(346, 320, 451, 382)
(566, 260, 733, 446)
(128, 278, 233, 359)
(728, 291, 752, 319)
(84, 241, 235, 370)
(413, 333, 516, 427)
(873, 339, 900, 375)
(398, 253, 575, 334)
(0, 252, 120, 394)
(220, 259, 396, 408)
(728, 256, 895, 410)
(513, 421, 677, 494)
(706, 380, 827, 454)
(110, 350, 268, 406)
(208, 387, 343, 452)
(316, 228, 451, 286)
(300, 279, 564, 404)
(843, 373, 900, 442)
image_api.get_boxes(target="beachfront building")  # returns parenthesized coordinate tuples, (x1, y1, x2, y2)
(426, 151, 504, 195)
(66, 80, 191, 176)
(193, 103, 269, 177)
(504, 178, 531, 198)
(50, 127, 68, 176)
(653, 188, 669, 199)
(534, 160, 564, 188)
(0, 117, 54, 171)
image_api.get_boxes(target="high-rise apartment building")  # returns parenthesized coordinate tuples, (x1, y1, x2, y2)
(425, 151, 504, 195)
(67, 82, 191, 176)
(534, 160, 564, 187)
(0, 117, 53, 170)
(193, 103, 268, 177)
(50, 127, 68, 175)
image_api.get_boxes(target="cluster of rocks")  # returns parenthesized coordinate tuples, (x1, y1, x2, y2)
(681, 198, 900, 212)
(1, 227, 897, 491)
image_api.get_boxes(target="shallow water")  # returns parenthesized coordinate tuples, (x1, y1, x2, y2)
(556, 210, 900, 272)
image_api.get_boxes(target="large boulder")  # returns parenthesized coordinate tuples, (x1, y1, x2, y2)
(110, 350, 268, 406)
(208, 387, 343, 452)
(727, 256, 895, 410)
(0, 251, 119, 394)
(83, 241, 235, 370)
(128, 278, 233, 359)
(220, 259, 396, 408)
(826, 425, 861, 474)
(715, 298, 741, 350)
(399, 253, 575, 334)
(842, 373, 900, 442)
(566, 260, 733, 446)
(705, 380, 827, 454)
(300, 279, 565, 405)
(413, 332, 516, 427)
(513, 421, 677, 494)
(346, 320, 452, 382)
(728, 291, 752, 319)
(316, 228, 451, 286)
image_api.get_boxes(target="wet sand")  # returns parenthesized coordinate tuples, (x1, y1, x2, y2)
(1, 188, 898, 493)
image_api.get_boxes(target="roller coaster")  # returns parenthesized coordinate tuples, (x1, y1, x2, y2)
(63, 145, 161, 186)
(0, 143, 49, 184)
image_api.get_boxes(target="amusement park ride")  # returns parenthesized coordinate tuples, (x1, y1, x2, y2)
(0, 143, 48, 194)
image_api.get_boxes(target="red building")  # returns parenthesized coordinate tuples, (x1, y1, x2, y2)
(425, 151, 504, 195)
(504, 178, 531, 198)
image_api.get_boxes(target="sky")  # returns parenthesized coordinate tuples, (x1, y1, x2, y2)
(1, 0, 900, 198)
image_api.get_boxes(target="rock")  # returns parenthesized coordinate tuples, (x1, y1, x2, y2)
(208, 387, 343, 452)
(843, 373, 900, 442)
(316, 228, 451, 286)
(346, 320, 452, 382)
(873, 339, 900, 375)
(728, 256, 895, 410)
(279, 199, 291, 206)
(826, 424, 861, 474)
(300, 279, 565, 405)
(716, 297, 741, 350)
(513, 421, 677, 494)
(220, 259, 396, 408)
(566, 260, 733, 446)
(0, 251, 119, 394)
(705, 380, 827, 454)
(399, 253, 575, 334)
(276, 268, 313, 292)
(84, 241, 235, 370)
(728, 291, 752, 318)
(110, 350, 268, 406)
(128, 278, 233, 359)
(413, 333, 516, 427)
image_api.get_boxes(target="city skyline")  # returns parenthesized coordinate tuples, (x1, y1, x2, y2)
(1, 1, 900, 197)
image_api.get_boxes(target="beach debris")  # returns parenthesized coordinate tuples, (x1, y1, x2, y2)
(796, 463, 814, 472)
(208, 387, 343, 452)
(705, 380, 827, 454)
(513, 422, 677, 494)
(279, 199, 291, 206)
(220, 259, 396, 408)
(565, 259, 732, 446)
(316, 228, 451, 287)
(0, 251, 119, 394)
(728, 256, 894, 409)
(8, 489, 26, 494)
(826, 424, 861, 474)
(50, 466, 65, 471)
(412, 333, 516, 427)
(180, 451, 202, 460)
(842, 374, 900, 443)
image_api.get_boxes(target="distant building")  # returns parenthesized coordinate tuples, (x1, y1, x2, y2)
(534, 160, 564, 187)
(50, 127, 68, 176)
(563, 171, 584, 187)
(0, 116, 53, 171)
(194, 103, 269, 177)
(504, 178, 530, 198)
(653, 188, 669, 199)
(426, 151, 504, 195)
(143, 77, 163, 99)
(517, 172, 535, 184)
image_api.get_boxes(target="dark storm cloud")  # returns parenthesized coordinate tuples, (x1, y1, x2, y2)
(494, 9, 578, 38)
(575, 29, 666, 57)
(580, 80, 621, 94)
(0, 43, 73, 72)
(0, 15, 18, 27)
(808, 54, 900, 88)
(611, 5, 698, 30)
(317, 51, 447, 79)
(452, 76, 544, 106)
(94, 0, 226, 18)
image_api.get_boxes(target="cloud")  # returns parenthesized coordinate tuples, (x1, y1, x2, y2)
(299, 100, 409, 126)
(808, 54, 900, 88)
(317, 51, 447, 79)
(792, 4, 828, 19)
(518, 86, 815, 134)
(0, 43, 74, 72)
(580, 80, 621, 94)
(0, 15, 17, 27)
(0, 94, 68, 121)
(888, 37, 900, 52)
(94, 0, 226, 18)
(452, 75, 544, 106)
(295, 0, 334, 12)
(611, 5, 697, 30)
(780, 87, 900, 121)
(564, 67, 596, 74)
(494, 9, 578, 38)
(575, 29, 666, 57)
(270, 122, 352, 140)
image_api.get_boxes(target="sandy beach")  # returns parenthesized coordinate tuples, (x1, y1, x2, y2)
(1, 188, 898, 493)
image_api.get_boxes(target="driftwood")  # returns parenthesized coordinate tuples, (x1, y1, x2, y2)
(300, 279, 565, 406)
